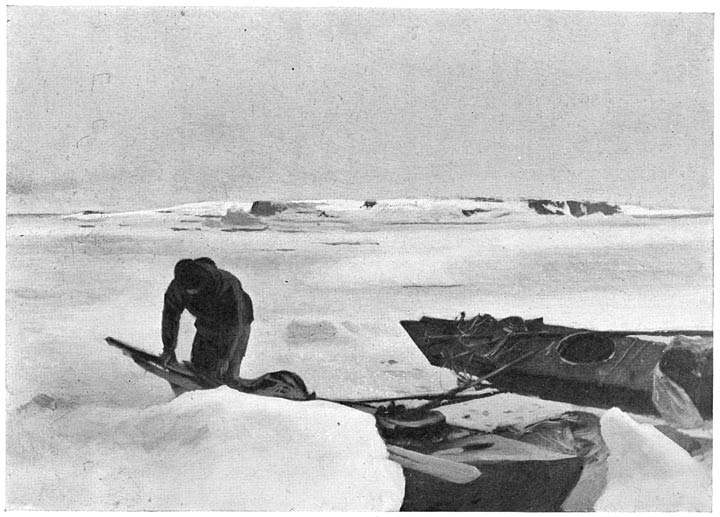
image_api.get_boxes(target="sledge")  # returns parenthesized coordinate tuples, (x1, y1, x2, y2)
(105, 336, 313, 400)
(105, 336, 591, 511)
(400, 313, 713, 418)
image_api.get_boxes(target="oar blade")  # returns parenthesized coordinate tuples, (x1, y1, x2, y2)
(386, 444, 481, 484)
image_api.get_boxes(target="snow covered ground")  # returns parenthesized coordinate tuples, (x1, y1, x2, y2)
(4, 204, 713, 510)
(7, 388, 404, 511)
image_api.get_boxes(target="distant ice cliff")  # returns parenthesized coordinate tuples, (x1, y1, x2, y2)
(62, 197, 711, 225)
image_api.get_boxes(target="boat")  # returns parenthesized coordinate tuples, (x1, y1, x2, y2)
(104, 336, 592, 512)
(388, 410, 593, 511)
(400, 313, 712, 419)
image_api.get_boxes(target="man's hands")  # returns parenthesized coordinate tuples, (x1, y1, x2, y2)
(159, 349, 230, 379)
(158, 350, 178, 368)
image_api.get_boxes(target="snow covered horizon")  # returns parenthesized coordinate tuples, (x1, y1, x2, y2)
(47, 196, 712, 223)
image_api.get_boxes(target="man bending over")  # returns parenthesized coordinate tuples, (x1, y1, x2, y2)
(159, 257, 253, 395)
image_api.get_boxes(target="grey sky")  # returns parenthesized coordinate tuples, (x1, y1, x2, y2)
(6, 7, 713, 212)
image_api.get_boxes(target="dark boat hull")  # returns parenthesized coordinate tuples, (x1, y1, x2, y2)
(396, 430, 585, 512)
(482, 370, 657, 414)
(401, 457, 583, 512)
(401, 315, 712, 417)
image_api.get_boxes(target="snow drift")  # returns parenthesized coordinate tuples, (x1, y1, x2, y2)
(594, 408, 711, 512)
(6, 387, 405, 511)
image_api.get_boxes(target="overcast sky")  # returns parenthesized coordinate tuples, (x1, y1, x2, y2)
(6, 7, 714, 212)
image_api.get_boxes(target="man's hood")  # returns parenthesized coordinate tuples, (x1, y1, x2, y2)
(175, 258, 223, 294)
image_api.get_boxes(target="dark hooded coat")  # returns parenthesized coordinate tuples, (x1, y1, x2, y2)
(162, 259, 253, 375)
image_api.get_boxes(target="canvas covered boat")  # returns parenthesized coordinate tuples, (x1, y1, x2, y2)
(393, 413, 594, 511)
(400, 313, 712, 421)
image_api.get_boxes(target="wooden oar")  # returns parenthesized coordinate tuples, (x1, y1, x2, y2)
(386, 445, 480, 484)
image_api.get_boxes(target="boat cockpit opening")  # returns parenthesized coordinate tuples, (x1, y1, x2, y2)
(557, 333, 616, 364)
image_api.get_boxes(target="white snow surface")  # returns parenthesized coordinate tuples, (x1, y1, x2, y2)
(594, 408, 712, 512)
(5, 208, 713, 511)
(619, 204, 712, 218)
(6, 387, 404, 511)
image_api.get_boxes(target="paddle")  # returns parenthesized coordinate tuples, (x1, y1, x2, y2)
(386, 445, 481, 484)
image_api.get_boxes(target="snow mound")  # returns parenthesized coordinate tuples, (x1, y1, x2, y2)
(594, 408, 711, 512)
(286, 319, 339, 341)
(6, 387, 404, 511)
(221, 209, 266, 228)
